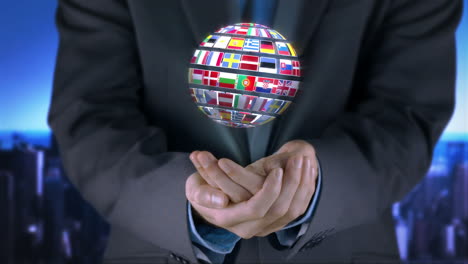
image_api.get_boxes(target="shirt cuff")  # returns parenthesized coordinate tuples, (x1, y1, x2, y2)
(274, 156, 323, 246)
(187, 201, 241, 263)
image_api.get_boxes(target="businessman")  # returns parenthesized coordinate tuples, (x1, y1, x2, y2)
(48, 0, 462, 263)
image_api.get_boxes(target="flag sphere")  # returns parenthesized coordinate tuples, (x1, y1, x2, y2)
(188, 23, 302, 128)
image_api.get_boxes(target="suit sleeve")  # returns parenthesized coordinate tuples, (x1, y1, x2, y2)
(286, 0, 463, 258)
(48, 1, 198, 262)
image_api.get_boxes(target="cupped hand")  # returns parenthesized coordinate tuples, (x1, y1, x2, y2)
(185, 140, 319, 237)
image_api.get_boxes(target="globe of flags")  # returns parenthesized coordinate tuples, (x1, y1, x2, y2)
(188, 23, 302, 128)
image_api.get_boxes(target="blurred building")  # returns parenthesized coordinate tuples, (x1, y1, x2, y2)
(0, 149, 45, 263)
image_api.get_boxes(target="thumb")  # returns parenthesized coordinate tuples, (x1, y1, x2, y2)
(192, 185, 229, 209)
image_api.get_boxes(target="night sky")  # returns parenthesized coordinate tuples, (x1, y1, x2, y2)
(1, 0, 466, 134)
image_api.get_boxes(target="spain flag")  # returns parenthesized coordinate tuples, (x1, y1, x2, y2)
(228, 37, 245, 50)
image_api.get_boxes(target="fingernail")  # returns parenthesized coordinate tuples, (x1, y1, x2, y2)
(293, 156, 303, 169)
(189, 152, 196, 161)
(218, 159, 233, 173)
(199, 153, 212, 169)
(211, 194, 225, 207)
(190, 152, 201, 168)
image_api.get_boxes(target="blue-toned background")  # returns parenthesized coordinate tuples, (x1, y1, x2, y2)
(0, 1, 467, 263)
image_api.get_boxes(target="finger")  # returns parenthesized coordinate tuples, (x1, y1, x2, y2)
(192, 185, 230, 209)
(259, 155, 303, 227)
(218, 158, 264, 195)
(198, 151, 252, 203)
(185, 171, 229, 209)
(225, 157, 302, 238)
(257, 156, 317, 236)
(245, 157, 268, 176)
(185, 170, 205, 199)
(262, 152, 291, 173)
(193, 167, 283, 227)
(190, 151, 219, 188)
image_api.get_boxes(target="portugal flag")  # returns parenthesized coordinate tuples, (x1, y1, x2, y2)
(236, 75, 256, 91)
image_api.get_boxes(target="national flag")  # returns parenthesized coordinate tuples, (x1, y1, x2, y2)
(203, 90, 218, 105)
(200, 107, 219, 119)
(202, 71, 219, 86)
(259, 57, 277, 73)
(214, 36, 231, 49)
(268, 30, 285, 40)
(266, 99, 284, 113)
(198, 106, 212, 116)
(201, 35, 219, 47)
(231, 111, 244, 122)
(256, 77, 278, 93)
(189, 69, 204, 84)
(258, 28, 271, 38)
(260, 99, 273, 112)
(190, 50, 200, 64)
(277, 101, 292, 114)
(233, 94, 241, 108)
(219, 110, 232, 120)
(216, 27, 231, 33)
(236, 27, 249, 35)
(251, 97, 269, 111)
(287, 43, 297, 56)
(254, 115, 275, 125)
(279, 59, 293, 75)
(239, 55, 259, 71)
(235, 95, 256, 110)
(195, 50, 210, 65)
(260, 41, 275, 54)
(292, 61, 301, 76)
(206, 51, 224, 67)
(274, 80, 292, 95)
(221, 53, 241, 69)
(247, 27, 258, 36)
(226, 26, 238, 34)
(242, 113, 258, 124)
(200, 89, 211, 104)
(207, 107, 221, 119)
(276, 42, 290, 56)
(227, 37, 245, 50)
(191, 88, 206, 104)
(237, 23, 254, 27)
(243, 39, 260, 52)
(236, 75, 256, 91)
(287, 81, 300, 96)
(218, 92, 235, 107)
(189, 88, 196, 102)
(218, 72, 237, 89)
(233, 94, 252, 109)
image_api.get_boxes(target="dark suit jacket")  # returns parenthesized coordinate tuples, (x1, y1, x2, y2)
(48, 0, 462, 263)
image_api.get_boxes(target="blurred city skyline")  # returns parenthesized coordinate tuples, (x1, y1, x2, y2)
(0, 0, 466, 134)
